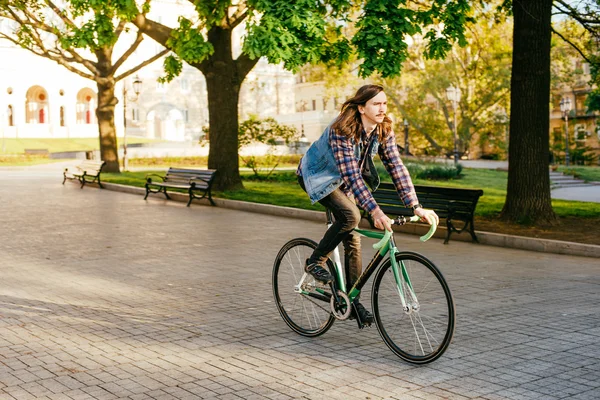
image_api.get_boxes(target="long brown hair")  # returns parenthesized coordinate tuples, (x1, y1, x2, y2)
(331, 84, 392, 142)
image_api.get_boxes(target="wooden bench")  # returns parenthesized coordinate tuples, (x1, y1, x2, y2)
(367, 182, 484, 244)
(144, 168, 217, 207)
(63, 160, 106, 189)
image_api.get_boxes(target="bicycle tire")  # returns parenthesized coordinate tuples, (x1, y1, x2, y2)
(272, 238, 336, 337)
(372, 251, 455, 364)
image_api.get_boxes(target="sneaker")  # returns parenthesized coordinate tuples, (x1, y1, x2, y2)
(353, 301, 374, 325)
(305, 260, 333, 284)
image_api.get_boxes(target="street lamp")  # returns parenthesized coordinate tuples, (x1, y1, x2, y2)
(446, 85, 462, 165)
(559, 96, 572, 167)
(298, 100, 307, 137)
(403, 119, 410, 156)
(123, 75, 142, 171)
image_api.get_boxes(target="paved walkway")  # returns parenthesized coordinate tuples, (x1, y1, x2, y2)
(0, 170, 599, 400)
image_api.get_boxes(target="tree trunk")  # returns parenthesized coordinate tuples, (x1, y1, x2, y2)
(95, 47, 120, 173)
(205, 72, 243, 190)
(96, 77, 120, 173)
(500, 0, 557, 225)
(201, 27, 249, 191)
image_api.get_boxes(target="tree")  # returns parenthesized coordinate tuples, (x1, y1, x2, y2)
(0, 0, 168, 172)
(384, 5, 512, 158)
(133, 0, 474, 190)
(500, 0, 556, 224)
(499, 0, 600, 225)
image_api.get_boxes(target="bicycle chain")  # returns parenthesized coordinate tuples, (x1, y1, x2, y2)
(299, 286, 335, 315)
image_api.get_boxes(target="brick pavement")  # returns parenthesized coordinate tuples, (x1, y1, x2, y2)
(0, 170, 599, 400)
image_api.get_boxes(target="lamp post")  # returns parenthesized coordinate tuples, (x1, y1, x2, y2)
(298, 100, 307, 137)
(559, 96, 572, 167)
(446, 85, 462, 165)
(403, 119, 410, 156)
(122, 75, 142, 171)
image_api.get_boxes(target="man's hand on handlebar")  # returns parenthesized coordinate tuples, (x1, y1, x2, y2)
(415, 207, 439, 226)
(370, 208, 393, 232)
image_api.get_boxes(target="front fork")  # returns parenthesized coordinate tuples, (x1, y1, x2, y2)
(389, 249, 420, 314)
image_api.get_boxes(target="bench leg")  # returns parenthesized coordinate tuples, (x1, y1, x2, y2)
(187, 187, 194, 207)
(207, 189, 216, 206)
(444, 219, 452, 244)
(80, 178, 85, 189)
(163, 187, 171, 200)
(468, 220, 479, 243)
(97, 177, 103, 189)
(144, 184, 150, 200)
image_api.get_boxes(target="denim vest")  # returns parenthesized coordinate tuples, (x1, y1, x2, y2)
(299, 125, 380, 204)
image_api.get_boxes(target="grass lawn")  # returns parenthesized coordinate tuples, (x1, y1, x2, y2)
(0, 137, 164, 166)
(102, 168, 600, 220)
(557, 165, 600, 182)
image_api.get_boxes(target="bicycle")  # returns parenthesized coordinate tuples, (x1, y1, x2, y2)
(272, 210, 455, 364)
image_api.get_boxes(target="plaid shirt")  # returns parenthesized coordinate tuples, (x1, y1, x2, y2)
(298, 126, 419, 214)
(331, 128, 418, 214)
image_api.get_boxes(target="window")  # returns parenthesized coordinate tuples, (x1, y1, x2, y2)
(76, 89, 96, 124)
(60, 106, 65, 127)
(312, 99, 316, 111)
(575, 94, 586, 114)
(180, 79, 189, 92)
(183, 109, 189, 122)
(131, 107, 139, 122)
(7, 105, 13, 126)
(583, 63, 591, 74)
(25, 87, 49, 124)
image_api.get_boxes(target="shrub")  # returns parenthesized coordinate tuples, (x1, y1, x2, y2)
(416, 163, 462, 180)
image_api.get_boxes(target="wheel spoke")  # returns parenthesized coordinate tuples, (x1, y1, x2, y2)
(273, 239, 335, 337)
(373, 252, 454, 364)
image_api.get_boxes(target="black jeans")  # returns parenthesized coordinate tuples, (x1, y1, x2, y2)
(298, 176, 362, 286)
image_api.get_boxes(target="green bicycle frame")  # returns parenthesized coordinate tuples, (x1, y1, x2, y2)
(334, 216, 437, 304)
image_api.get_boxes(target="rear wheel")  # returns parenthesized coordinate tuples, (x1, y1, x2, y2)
(372, 251, 455, 364)
(272, 238, 336, 337)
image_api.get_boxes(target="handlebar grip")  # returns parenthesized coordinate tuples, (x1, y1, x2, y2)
(372, 229, 392, 250)
(419, 219, 437, 242)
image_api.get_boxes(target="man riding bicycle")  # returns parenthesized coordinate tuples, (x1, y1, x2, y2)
(296, 84, 439, 325)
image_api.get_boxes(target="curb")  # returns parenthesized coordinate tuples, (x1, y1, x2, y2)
(101, 182, 600, 259)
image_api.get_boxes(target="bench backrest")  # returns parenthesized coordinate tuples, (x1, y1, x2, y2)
(164, 168, 217, 187)
(77, 160, 105, 175)
(373, 182, 483, 218)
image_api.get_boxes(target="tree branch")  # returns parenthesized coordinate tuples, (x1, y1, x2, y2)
(0, 32, 95, 80)
(132, 13, 173, 48)
(228, 5, 248, 29)
(114, 48, 170, 82)
(114, 20, 127, 41)
(236, 52, 260, 81)
(44, 0, 77, 29)
(551, 27, 594, 64)
(111, 31, 144, 74)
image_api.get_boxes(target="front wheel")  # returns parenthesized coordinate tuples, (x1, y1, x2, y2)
(272, 238, 336, 337)
(372, 251, 455, 364)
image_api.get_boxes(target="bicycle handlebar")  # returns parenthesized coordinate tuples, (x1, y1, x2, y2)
(372, 215, 438, 250)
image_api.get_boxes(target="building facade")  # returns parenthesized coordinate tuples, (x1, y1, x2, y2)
(550, 63, 600, 165)
(0, 0, 296, 144)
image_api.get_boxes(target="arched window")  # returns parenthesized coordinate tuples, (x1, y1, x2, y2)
(25, 86, 49, 124)
(76, 88, 96, 124)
